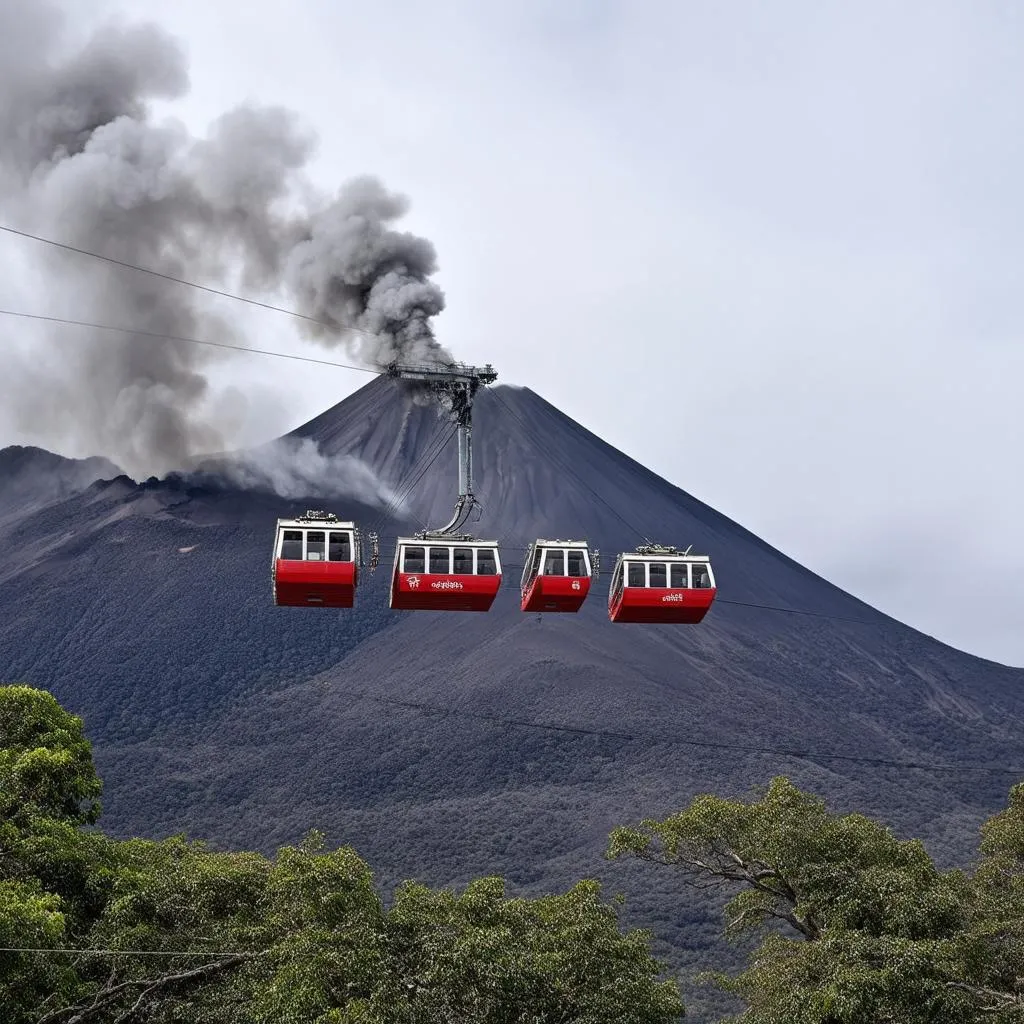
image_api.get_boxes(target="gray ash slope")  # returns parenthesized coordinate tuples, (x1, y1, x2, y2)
(2, 376, 1023, 1005)
(0, 446, 121, 522)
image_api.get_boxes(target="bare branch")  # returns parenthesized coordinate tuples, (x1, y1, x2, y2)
(944, 980, 1024, 1013)
(37, 954, 252, 1024)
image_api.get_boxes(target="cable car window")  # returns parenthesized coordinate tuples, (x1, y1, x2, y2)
(280, 530, 303, 560)
(543, 550, 565, 575)
(627, 562, 645, 587)
(403, 546, 425, 573)
(306, 531, 326, 561)
(693, 563, 712, 589)
(476, 548, 498, 575)
(611, 563, 623, 599)
(453, 548, 473, 574)
(567, 549, 587, 577)
(523, 546, 540, 585)
(429, 547, 451, 574)
(328, 531, 351, 562)
(649, 562, 668, 588)
(670, 563, 689, 588)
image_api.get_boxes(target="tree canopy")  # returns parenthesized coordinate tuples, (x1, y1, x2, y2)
(5, 683, 1024, 1023)
(607, 775, 1024, 1022)
(0, 684, 682, 1024)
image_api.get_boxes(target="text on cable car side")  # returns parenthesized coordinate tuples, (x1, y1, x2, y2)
(270, 361, 717, 624)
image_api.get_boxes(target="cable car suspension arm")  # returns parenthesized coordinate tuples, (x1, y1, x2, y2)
(384, 360, 497, 537)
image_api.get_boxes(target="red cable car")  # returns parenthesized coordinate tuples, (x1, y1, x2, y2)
(390, 537, 502, 612)
(607, 545, 717, 623)
(520, 539, 595, 613)
(272, 511, 366, 608)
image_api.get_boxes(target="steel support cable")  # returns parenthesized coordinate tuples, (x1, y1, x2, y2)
(401, 427, 465, 534)
(382, 423, 460, 535)
(0, 308, 378, 374)
(0, 223, 386, 344)
(370, 423, 451, 528)
(368, 555, 876, 623)
(484, 389, 883, 626)
(0, 235, 939, 632)
(8, 231, 986, 766)
(368, 420, 461, 538)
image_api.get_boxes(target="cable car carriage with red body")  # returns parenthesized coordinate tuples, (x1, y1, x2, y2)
(390, 536, 502, 612)
(520, 539, 596, 613)
(383, 363, 504, 613)
(272, 510, 377, 608)
(607, 544, 716, 623)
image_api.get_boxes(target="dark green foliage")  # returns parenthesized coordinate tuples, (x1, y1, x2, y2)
(0, 685, 102, 824)
(0, 877, 73, 1018)
(608, 776, 1024, 1022)
(371, 877, 683, 1023)
(7, 682, 1024, 1023)
(956, 783, 1024, 1020)
(0, 686, 683, 1023)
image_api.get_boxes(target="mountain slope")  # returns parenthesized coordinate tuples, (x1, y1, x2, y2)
(1, 376, 1021, 1018)
(0, 445, 121, 522)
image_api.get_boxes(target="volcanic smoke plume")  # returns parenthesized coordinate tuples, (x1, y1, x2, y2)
(0, 0, 451, 479)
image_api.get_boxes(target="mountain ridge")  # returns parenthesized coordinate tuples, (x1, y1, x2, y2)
(1, 378, 1022, 1022)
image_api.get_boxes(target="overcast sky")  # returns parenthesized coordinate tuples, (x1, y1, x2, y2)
(1, 0, 1021, 667)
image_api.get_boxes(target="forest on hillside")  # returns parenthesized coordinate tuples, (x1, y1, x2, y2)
(2, 684, 1022, 1023)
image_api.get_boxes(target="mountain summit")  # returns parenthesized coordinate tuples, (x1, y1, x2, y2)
(1, 376, 1022, 1000)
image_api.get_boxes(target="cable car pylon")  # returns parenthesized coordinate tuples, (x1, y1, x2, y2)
(385, 360, 498, 537)
(385, 360, 503, 612)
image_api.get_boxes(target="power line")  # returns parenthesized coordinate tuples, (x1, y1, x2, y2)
(0, 947, 255, 958)
(0, 308, 378, 374)
(366, 553, 877, 624)
(369, 420, 461, 536)
(1, 306, 871, 624)
(0, 222, 384, 343)
(480, 391, 885, 625)
(715, 597, 875, 626)
(9, 231, 1013, 779)
(371, 554, 876, 623)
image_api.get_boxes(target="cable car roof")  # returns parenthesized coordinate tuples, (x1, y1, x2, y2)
(532, 539, 591, 548)
(395, 536, 500, 547)
(275, 516, 358, 530)
(615, 550, 711, 562)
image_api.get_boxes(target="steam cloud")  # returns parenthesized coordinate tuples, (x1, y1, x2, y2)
(0, 0, 452, 481)
(192, 438, 405, 508)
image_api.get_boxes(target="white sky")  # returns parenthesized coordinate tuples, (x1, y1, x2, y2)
(2, 0, 1022, 667)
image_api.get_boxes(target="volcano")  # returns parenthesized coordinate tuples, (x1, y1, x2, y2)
(2, 375, 1022, 1014)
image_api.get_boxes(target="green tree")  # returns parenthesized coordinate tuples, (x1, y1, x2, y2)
(0, 685, 101, 826)
(0, 685, 684, 1023)
(0, 878, 73, 1019)
(55, 835, 272, 1024)
(369, 876, 684, 1023)
(1, 685, 110, 1020)
(0, 685, 107, 921)
(249, 834, 385, 1023)
(951, 782, 1024, 1018)
(607, 775, 1024, 1023)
